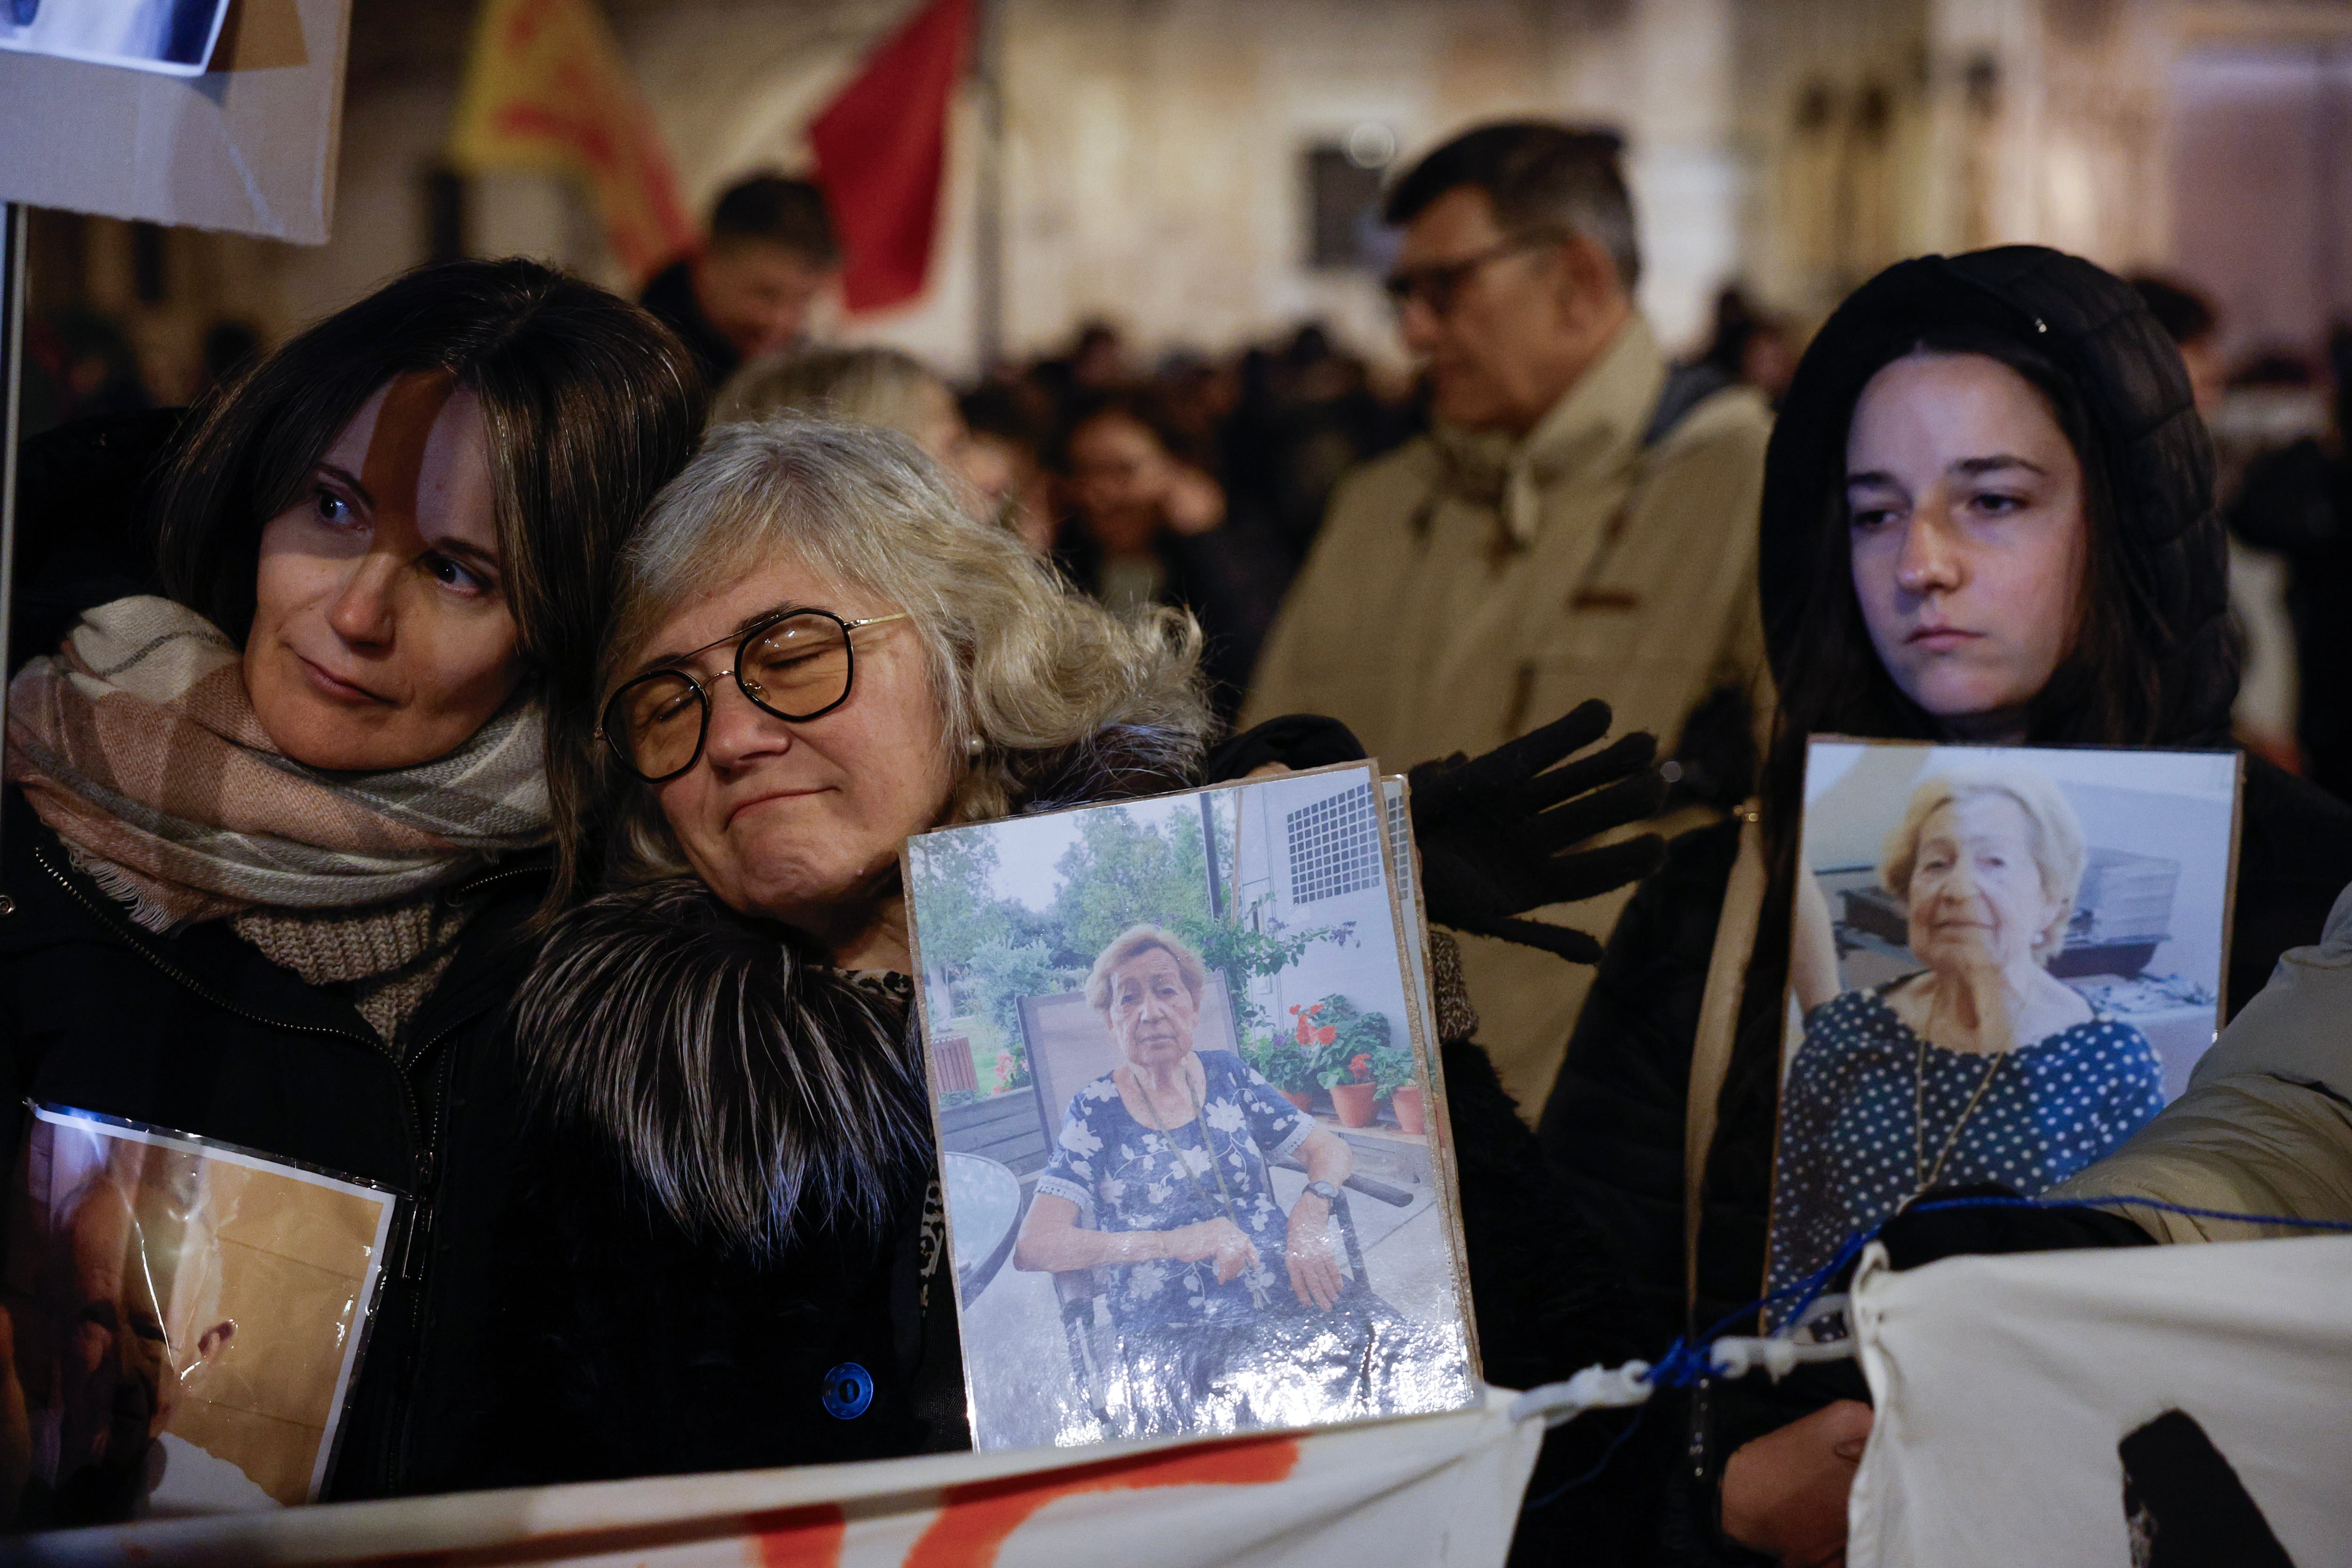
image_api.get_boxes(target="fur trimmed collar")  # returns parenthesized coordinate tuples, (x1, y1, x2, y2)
(512, 878, 932, 1259)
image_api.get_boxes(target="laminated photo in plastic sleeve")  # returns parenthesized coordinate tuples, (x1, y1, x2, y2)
(1377, 773, 1480, 1370)
(0, 0, 232, 76)
(906, 762, 1481, 1450)
(1764, 738, 2241, 1323)
(0, 1103, 403, 1526)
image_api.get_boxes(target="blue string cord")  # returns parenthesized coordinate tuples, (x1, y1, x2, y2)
(1522, 1405, 1647, 1511)
(1524, 1193, 2352, 1502)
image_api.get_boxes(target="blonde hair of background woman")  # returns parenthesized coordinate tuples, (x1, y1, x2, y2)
(715, 347, 947, 440)
(596, 420, 1211, 886)
(1879, 767, 2089, 964)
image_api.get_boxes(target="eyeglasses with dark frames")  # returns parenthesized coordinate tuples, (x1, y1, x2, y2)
(1381, 231, 1565, 318)
(596, 608, 911, 783)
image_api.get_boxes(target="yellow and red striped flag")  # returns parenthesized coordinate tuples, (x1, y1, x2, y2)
(447, 0, 695, 283)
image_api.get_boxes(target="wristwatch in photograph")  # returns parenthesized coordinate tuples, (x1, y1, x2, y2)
(1302, 1180, 1341, 1204)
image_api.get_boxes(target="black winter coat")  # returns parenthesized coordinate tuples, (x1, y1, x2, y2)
(459, 992, 966, 1485)
(0, 790, 550, 1502)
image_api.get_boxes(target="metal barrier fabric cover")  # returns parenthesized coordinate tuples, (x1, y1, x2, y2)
(1851, 1233, 2352, 1568)
(14, 1387, 1541, 1567)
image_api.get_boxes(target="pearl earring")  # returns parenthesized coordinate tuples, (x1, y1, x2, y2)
(966, 734, 985, 760)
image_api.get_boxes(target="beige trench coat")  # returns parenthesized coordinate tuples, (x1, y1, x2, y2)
(2049, 884, 2352, 1240)
(1244, 316, 1772, 1113)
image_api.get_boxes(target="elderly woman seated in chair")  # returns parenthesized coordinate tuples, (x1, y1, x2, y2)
(1015, 923, 1409, 1436)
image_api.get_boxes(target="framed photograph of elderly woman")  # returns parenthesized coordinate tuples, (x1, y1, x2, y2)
(1765, 738, 2242, 1316)
(906, 763, 1481, 1451)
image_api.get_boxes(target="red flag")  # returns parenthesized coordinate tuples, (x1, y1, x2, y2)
(808, 0, 975, 314)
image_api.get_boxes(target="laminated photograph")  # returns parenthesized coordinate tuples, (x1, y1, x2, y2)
(1766, 739, 2242, 1318)
(0, 0, 231, 76)
(0, 1104, 403, 1526)
(906, 762, 1480, 1451)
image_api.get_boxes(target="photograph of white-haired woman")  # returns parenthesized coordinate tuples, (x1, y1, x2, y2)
(1014, 923, 1412, 1438)
(1770, 768, 2165, 1299)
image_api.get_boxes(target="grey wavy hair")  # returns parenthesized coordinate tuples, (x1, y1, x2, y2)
(597, 420, 1212, 885)
(714, 346, 947, 440)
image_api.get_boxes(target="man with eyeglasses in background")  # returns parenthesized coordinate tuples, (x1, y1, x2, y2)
(1244, 121, 1772, 1117)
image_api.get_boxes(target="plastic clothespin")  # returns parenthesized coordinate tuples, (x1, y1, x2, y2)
(1507, 1359, 1657, 1428)
(1708, 1293, 1856, 1382)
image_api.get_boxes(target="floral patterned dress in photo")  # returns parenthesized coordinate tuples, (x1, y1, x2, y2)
(1035, 1049, 1422, 1437)
(1037, 1049, 1311, 1327)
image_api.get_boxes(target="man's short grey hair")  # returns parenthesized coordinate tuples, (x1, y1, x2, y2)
(597, 420, 1212, 883)
(1383, 119, 1641, 293)
(715, 347, 947, 444)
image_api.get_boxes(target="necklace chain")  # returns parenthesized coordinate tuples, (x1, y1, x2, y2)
(1913, 989, 2008, 1195)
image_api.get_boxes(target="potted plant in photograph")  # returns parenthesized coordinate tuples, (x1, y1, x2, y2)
(1246, 1026, 1320, 1111)
(1311, 994, 1392, 1129)
(1323, 1051, 1380, 1128)
(1286, 1001, 1343, 1112)
(1373, 1041, 1424, 1134)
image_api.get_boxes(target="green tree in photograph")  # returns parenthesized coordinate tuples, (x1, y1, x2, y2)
(1049, 806, 1212, 962)
(963, 935, 1074, 1088)
(910, 832, 1012, 962)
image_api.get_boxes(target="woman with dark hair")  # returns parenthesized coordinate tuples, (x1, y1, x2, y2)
(1534, 247, 2352, 1566)
(0, 258, 705, 1510)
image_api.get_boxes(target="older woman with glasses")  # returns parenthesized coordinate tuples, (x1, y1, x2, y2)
(457, 420, 1667, 1486)
(450, 421, 1229, 1485)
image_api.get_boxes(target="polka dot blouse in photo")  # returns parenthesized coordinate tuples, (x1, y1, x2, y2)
(1768, 986, 2167, 1304)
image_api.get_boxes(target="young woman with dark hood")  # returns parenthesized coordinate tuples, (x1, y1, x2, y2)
(0, 260, 705, 1512)
(1533, 246, 2352, 1567)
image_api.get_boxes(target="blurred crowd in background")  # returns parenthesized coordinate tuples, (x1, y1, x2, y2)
(20, 166, 2352, 781)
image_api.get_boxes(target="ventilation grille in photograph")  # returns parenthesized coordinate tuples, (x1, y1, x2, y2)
(1287, 783, 1382, 903)
(1385, 789, 1412, 898)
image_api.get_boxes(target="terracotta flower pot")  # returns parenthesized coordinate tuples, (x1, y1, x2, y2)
(1389, 1084, 1426, 1135)
(1279, 1089, 1316, 1114)
(1328, 1080, 1378, 1128)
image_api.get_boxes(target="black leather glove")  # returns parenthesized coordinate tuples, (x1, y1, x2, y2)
(1408, 699, 1667, 963)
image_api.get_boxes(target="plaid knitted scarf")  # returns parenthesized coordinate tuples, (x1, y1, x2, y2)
(5, 595, 549, 930)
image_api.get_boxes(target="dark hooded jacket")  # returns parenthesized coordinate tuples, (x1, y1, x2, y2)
(1531, 248, 2352, 1564)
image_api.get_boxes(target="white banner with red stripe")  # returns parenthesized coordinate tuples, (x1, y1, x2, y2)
(12, 1387, 1542, 1568)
